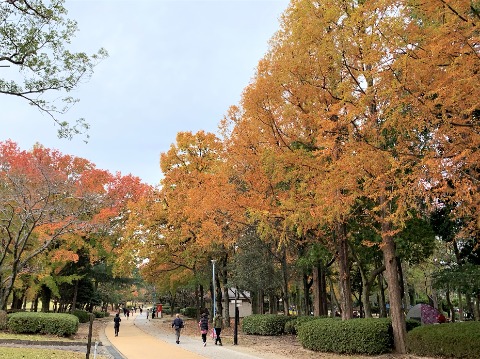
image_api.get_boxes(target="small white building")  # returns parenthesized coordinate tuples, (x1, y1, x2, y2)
(226, 288, 252, 318)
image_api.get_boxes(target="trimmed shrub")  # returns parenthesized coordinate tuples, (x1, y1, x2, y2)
(162, 306, 171, 315)
(94, 311, 106, 318)
(182, 307, 198, 318)
(242, 314, 292, 336)
(72, 309, 90, 323)
(7, 312, 79, 336)
(406, 319, 421, 332)
(407, 321, 480, 359)
(298, 317, 393, 355)
(284, 316, 319, 335)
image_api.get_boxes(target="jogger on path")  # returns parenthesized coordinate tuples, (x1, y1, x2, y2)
(113, 313, 121, 337)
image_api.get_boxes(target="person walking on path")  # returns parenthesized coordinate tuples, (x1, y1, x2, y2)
(213, 313, 224, 346)
(113, 313, 121, 337)
(146, 308, 150, 320)
(172, 313, 184, 344)
(198, 312, 209, 346)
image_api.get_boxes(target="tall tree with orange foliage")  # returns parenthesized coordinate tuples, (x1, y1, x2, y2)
(0, 141, 111, 309)
(222, 0, 478, 352)
(120, 131, 237, 315)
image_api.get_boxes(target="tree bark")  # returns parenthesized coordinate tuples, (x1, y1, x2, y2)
(258, 290, 264, 314)
(71, 280, 78, 312)
(280, 247, 290, 316)
(382, 231, 407, 353)
(335, 222, 353, 320)
(40, 285, 51, 313)
(312, 261, 329, 316)
(302, 274, 309, 316)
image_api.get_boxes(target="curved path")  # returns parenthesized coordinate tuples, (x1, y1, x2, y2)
(103, 312, 263, 359)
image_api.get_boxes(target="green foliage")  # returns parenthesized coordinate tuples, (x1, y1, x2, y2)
(407, 322, 480, 359)
(71, 309, 90, 323)
(433, 263, 480, 295)
(93, 311, 106, 318)
(242, 314, 292, 336)
(284, 316, 319, 335)
(405, 319, 421, 332)
(162, 306, 172, 315)
(230, 229, 282, 293)
(0, 0, 108, 138)
(395, 217, 436, 264)
(7, 312, 78, 336)
(297, 318, 393, 355)
(181, 307, 198, 318)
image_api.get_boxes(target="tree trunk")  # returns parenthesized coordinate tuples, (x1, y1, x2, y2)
(199, 284, 204, 312)
(446, 285, 454, 322)
(336, 222, 353, 320)
(41, 285, 51, 313)
(382, 231, 407, 353)
(361, 275, 372, 318)
(195, 284, 200, 314)
(328, 276, 339, 317)
(302, 273, 310, 316)
(71, 280, 78, 312)
(10, 290, 23, 310)
(402, 262, 410, 312)
(280, 247, 290, 316)
(312, 261, 329, 316)
(268, 292, 275, 314)
(223, 283, 230, 327)
(32, 294, 39, 312)
(474, 294, 479, 321)
(378, 271, 387, 318)
(258, 290, 264, 314)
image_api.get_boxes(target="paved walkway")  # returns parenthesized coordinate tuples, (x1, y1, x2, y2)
(103, 312, 263, 359)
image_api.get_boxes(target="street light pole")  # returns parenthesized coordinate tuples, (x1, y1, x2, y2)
(211, 259, 216, 318)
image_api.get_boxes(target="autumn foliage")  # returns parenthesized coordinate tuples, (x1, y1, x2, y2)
(120, 0, 478, 354)
(0, 140, 149, 311)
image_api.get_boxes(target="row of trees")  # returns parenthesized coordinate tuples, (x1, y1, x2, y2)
(116, 0, 479, 354)
(0, 140, 149, 313)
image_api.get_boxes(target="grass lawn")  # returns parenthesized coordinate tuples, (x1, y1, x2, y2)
(0, 347, 109, 358)
(0, 332, 74, 342)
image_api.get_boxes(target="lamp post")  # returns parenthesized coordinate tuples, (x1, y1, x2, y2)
(211, 259, 216, 318)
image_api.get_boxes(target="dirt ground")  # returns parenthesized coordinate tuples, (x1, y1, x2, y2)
(73, 317, 107, 343)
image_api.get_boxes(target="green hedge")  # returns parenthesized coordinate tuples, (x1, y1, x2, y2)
(407, 321, 480, 359)
(93, 311, 107, 318)
(405, 319, 421, 332)
(7, 312, 79, 336)
(298, 318, 393, 355)
(284, 316, 320, 335)
(71, 309, 90, 323)
(242, 314, 292, 335)
(181, 307, 198, 318)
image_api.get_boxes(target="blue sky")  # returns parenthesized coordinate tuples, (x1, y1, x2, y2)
(1, 0, 289, 186)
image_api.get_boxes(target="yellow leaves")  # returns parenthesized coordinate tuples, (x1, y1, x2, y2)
(50, 249, 79, 263)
